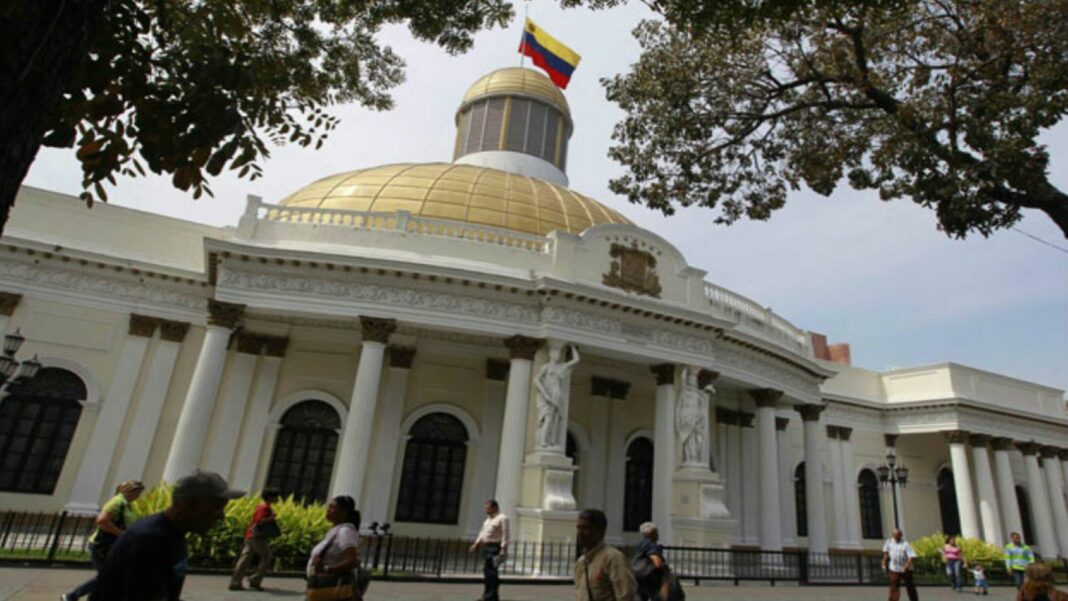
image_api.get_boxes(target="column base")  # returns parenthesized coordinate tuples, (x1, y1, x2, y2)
(514, 507, 580, 575)
(523, 451, 577, 511)
(671, 467, 735, 547)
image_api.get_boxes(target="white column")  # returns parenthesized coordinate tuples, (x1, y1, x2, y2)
(777, 417, 797, 546)
(494, 335, 539, 519)
(366, 346, 415, 526)
(204, 335, 260, 476)
(465, 357, 506, 536)
(162, 301, 243, 482)
(605, 390, 629, 544)
(969, 435, 1004, 546)
(797, 405, 829, 554)
(332, 317, 395, 499)
(724, 411, 743, 543)
(1020, 443, 1059, 557)
(651, 364, 676, 544)
(753, 390, 783, 551)
(586, 378, 614, 511)
(992, 438, 1024, 542)
(230, 338, 286, 491)
(66, 316, 154, 511)
(839, 428, 862, 548)
(740, 412, 759, 545)
(945, 431, 981, 539)
(112, 322, 187, 484)
(1041, 448, 1068, 557)
(827, 426, 848, 548)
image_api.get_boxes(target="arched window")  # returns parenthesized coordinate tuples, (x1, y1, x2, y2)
(266, 401, 340, 503)
(1016, 485, 1036, 545)
(566, 430, 580, 505)
(858, 469, 883, 539)
(624, 437, 654, 532)
(394, 412, 468, 524)
(937, 467, 962, 536)
(794, 462, 807, 537)
(0, 367, 87, 494)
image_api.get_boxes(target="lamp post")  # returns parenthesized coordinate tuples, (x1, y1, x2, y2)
(877, 450, 910, 530)
(0, 329, 41, 392)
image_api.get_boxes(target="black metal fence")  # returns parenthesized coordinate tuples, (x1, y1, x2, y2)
(3, 510, 1067, 586)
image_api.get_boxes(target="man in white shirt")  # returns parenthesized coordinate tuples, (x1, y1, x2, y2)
(882, 528, 919, 601)
(470, 499, 509, 601)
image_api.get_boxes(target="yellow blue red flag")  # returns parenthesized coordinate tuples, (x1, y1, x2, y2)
(519, 18, 581, 89)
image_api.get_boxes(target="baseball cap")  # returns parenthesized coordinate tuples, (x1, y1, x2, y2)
(173, 470, 245, 500)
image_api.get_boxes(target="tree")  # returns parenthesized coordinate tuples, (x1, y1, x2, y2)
(603, 0, 1068, 238)
(0, 0, 512, 233)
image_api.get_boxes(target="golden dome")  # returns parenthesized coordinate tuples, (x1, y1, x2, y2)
(278, 163, 631, 236)
(461, 67, 570, 122)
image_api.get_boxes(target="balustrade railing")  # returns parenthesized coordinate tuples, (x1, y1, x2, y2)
(703, 282, 810, 353)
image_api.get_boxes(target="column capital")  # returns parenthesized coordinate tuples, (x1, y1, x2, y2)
(611, 380, 631, 400)
(838, 426, 853, 441)
(0, 292, 22, 316)
(969, 433, 991, 448)
(129, 314, 158, 338)
(1016, 441, 1041, 456)
(750, 388, 783, 408)
(991, 437, 1016, 451)
(388, 346, 417, 369)
(1058, 449, 1068, 461)
(503, 335, 541, 360)
(716, 408, 738, 425)
(207, 299, 245, 329)
(775, 417, 790, 432)
(1039, 446, 1060, 460)
(697, 369, 720, 389)
(884, 433, 899, 448)
(262, 335, 289, 358)
(360, 316, 396, 344)
(943, 430, 971, 445)
(649, 363, 675, 386)
(826, 425, 840, 439)
(235, 332, 263, 355)
(738, 412, 755, 428)
(591, 376, 615, 398)
(159, 319, 191, 343)
(795, 404, 825, 422)
(486, 358, 510, 381)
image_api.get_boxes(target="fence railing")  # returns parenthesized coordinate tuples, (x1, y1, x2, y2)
(3, 511, 1067, 585)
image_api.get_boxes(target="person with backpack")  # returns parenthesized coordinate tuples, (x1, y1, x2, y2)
(631, 522, 684, 601)
(230, 487, 281, 591)
(61, 480, 145, 601)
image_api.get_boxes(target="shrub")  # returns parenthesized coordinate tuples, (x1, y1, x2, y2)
(912, 532, 1004, 566)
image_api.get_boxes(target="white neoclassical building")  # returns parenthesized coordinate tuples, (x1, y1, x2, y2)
(1, 67, 1067, 557)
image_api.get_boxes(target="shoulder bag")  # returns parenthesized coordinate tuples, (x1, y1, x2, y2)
(307, 526, 365, 601)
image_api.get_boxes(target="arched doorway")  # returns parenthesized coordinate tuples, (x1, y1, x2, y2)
(1016, 485, 1036, 545)
(937, 467, 962, 535)
(0, 367, 87, 494)
(394, 412, 468, 524)
(858, 468, 883, 539)
(794, 462, 807, 537)
(265, 400, 341, 503)
(624, 437, 654, 532)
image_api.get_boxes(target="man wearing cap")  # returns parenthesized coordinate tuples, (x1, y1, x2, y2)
(90, 470, 243, 601)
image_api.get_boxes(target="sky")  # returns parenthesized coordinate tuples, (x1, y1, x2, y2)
(22, 1, 1068, 392)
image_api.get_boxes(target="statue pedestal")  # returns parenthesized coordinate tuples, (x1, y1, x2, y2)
(671, 467, 734, 547)
(522, 450, 577, 511)
(514, 506, 579, 575)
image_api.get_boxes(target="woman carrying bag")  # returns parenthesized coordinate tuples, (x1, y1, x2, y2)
(306, 496, 369, 601)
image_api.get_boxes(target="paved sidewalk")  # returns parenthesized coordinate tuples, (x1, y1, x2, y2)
(0, 566, 1021, 601)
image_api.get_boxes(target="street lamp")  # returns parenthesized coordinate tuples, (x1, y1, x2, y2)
(877, 450, 910, 530)
(0, 329, 41, 389)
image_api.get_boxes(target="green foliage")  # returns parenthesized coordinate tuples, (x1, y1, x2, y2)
(604, 0, 1068, 238)
(911, 532, 1004, 566)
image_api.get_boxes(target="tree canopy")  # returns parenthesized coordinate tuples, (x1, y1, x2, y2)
(603, 0, 1068, 238)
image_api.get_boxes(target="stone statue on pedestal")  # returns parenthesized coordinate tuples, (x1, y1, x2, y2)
(677, 366, 715, 467)
(534, 344, 579, 449)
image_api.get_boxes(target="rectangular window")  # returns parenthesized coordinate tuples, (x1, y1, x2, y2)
(527, 102, 547, 158)
(465, 101, 487, 156)
(482, 98, 506, 151)
(543, 111, 558, 162)
(505, 98, 530, 152)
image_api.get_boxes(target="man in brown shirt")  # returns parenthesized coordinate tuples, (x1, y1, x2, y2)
(574, 509, 636, 601)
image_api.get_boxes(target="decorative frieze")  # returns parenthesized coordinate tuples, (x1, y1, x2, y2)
(159, 319, 191, 342)
(750, 388, 783, 408)
(208, 300, 245, 329)
(503, 335, 541, 360)
(359, 316, 396, 344)
(650, 363, 675, 386)
(943, 430, 971, 445)
(795, 404, 825, 422)
(0, 292, 22, 316)
(388, 346, 417, 369)
(486, 358, 510, 381)
(129, 314, 158, 338)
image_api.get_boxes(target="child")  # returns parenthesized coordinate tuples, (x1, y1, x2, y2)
(970, 564, 988, 595)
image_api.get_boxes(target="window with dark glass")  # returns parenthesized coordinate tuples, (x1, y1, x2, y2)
(794, 462, 807, 537)
(394, 413, 468, 524)
(624, 437, 654, 532)
(464, 100, 488, 156)
(1016, 485, 1036, 544)
(543, 111, 559, 162)
(858, 469, 883, 539)
(505, 98, 530, 153)
(481, 98, 506, 150)
(0, 368, 86, 495)
(266, 400, 340, 503)
(937, 467, 962, 536)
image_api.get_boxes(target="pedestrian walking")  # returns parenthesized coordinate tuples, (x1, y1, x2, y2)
(882, 528, 919, 601)
(970, 565, 988, 596)
(230, 487, 282, 591)
(574, 509, 636, 601)
(1015, 563, 1068, 601)
(468, 499, 509, 601)
(306, 495, 367, 601)
(942, 534, 967, 592)
(89, 470, 243, 601)
(631, 522, 683, 601)
(1005, 532, 1036, 590)
(62, 480, 145, 601)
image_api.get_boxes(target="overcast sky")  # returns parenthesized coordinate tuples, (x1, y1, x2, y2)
(23, 1, 1068, 391)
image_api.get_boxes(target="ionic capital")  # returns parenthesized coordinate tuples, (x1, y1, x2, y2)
(611, 381, 631, 400)
(716, 408, 738, 426)
(159, 319, 191, 343)
(486, 358, 510, 381)
(129, 314, 158, 338)
(1016, 441, 1041, 456)
(750, 388, 783, 408)
(1039, 446, 1060, 460)
(359, 316, 396, 344)
(775, 417, 790, 432)
(591, 376, 615, 398)
(838, 426, 853, 442)
(208, 300, 245, 329)
(968, 434, 991, 448)
(0, 292, 22, 316)
(649, 363, 675, 386)
(826, 425, 840, 440)
(884, 434, 899, 448)
(697, 369, 720, 389)
(388, 346, 417, 369)
(991, 437, 1016, 452)
(795, 404, 825, 422)
(262, 335, 289, 358)
(738, 412, 755, 428)
(943, 430, 971, 445)
(1058, 449, 1068, 462)
(503, 335, 541, 360)
(235, 332, 263, 355)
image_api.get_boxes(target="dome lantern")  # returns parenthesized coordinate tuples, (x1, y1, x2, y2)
(452, 68, 572, 186)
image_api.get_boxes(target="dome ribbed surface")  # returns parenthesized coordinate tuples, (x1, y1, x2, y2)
(461, 67, 570, 120)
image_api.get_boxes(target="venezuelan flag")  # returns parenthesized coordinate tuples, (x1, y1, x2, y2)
(518, 18, 581, 89)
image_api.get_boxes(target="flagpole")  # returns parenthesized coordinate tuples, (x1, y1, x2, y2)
(518, 0, 530, 68)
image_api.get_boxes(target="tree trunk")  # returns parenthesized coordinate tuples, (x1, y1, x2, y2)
(0, 0, 107, 235)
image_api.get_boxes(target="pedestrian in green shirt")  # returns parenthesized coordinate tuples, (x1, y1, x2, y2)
(1005, 531, 1036, 590)
(62, 480, 145, 601)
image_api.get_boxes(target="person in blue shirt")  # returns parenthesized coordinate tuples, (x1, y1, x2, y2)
(90, 470, 243, 601)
